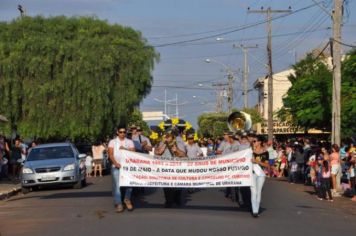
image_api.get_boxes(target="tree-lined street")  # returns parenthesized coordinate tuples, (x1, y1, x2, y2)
(0, 1, 355, 235)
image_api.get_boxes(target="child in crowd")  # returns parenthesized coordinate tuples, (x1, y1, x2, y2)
(278, 150, 287, 178)
(289, 160, 298, 184)
(315, 156, 323, 200)
(85, 152, 93, 177)
(321, 160, 333, 202)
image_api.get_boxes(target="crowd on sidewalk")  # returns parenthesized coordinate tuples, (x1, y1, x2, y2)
(196, 135, 356, 202)
(0, 134, 30, 182)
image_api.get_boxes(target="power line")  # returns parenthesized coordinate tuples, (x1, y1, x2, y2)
(272, 4, 331, 56)
(332, 38, 356, 48)
(273, 9, 330, 58)
(151, 85, 215, 91)
(152, 3, 319, 48)
(158, 27, 331, 47)
(145, 1, 311, 40)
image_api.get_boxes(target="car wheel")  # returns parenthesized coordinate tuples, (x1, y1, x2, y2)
(21, 186, 31, 194)
(73, 179, 82, 189)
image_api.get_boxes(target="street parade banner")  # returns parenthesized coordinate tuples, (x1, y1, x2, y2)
(119, 148, 252, 188)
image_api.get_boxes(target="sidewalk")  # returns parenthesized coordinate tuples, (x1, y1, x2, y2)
(0, 179, 21, 200)
(273, 178, 356, 215)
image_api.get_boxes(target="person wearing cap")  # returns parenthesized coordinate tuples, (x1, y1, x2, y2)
(215, 131, 239, 155)
(131, 125, 152, 154)
(216, 131, 240, 199)
(138, 127, 153, 152)
(185, 133, 203, 159)
(154, 130, 186, 208)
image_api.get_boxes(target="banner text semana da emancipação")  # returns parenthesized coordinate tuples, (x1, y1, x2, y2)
(119, 148, 252, 188)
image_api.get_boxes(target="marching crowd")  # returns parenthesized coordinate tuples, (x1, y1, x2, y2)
(1, 126, 355, 216)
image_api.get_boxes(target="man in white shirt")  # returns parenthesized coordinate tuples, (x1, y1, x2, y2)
(108, 125, 135, 213)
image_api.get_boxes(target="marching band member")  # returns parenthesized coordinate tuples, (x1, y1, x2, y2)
(216, 131, 240, 199)
(185, 133, 203, 159)
(154, 129, 186, 208)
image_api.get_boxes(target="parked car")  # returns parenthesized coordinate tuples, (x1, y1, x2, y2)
(21, 143, 86, 193)
(76, 143, 111, 175)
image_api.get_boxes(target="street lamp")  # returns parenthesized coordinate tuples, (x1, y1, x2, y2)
(204, 58, 235, 112)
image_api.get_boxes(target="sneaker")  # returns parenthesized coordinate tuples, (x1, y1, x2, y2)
(116, 204, 124, 213)
(124, 199, 134, 211)
(317, 197, 323, 201)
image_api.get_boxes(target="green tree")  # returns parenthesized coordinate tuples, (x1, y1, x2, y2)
(0, 16, 158, 141)
(341, 49, 356, 137)
(197, 108, 263, 138)
(198, 112, 228, 138)
(279, 54, 332, 132)
(278, 51, 356, 137)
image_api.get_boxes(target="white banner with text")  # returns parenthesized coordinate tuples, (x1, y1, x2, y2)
(118, 149, 252, 188)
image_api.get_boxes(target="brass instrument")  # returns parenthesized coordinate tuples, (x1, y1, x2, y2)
(227, 111, 252, 133)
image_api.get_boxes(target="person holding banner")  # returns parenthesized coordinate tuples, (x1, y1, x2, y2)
(154, 130, 186, 208)
(108, 125, 135, 213)
(185, 133, 203, 159)
(251, 135, 270, 218)
(131, 125, 152, 154)
(216, 131, 240, 199)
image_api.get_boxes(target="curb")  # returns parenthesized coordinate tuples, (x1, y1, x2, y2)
(0, 185, 21, 201)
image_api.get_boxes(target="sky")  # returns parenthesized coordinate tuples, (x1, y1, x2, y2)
(1, 0, 355, 128)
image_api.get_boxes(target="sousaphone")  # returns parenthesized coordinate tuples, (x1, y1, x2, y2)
(227, 111, 252, 133)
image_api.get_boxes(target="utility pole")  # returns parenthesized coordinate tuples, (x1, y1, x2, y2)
(331, 0, 343, 146)
(227, 73, 234, 113)
(212, 82, 228, 113)
(248, 6, 292, 142)
(234, 44, 258, 109)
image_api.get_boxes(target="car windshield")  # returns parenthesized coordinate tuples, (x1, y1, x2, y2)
(27, 146, 74, 161)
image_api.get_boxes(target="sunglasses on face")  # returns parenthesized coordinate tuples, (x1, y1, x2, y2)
(118, 131, 126, 134)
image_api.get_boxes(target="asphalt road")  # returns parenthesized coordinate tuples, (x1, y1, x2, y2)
(0, 176, 355, 236)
